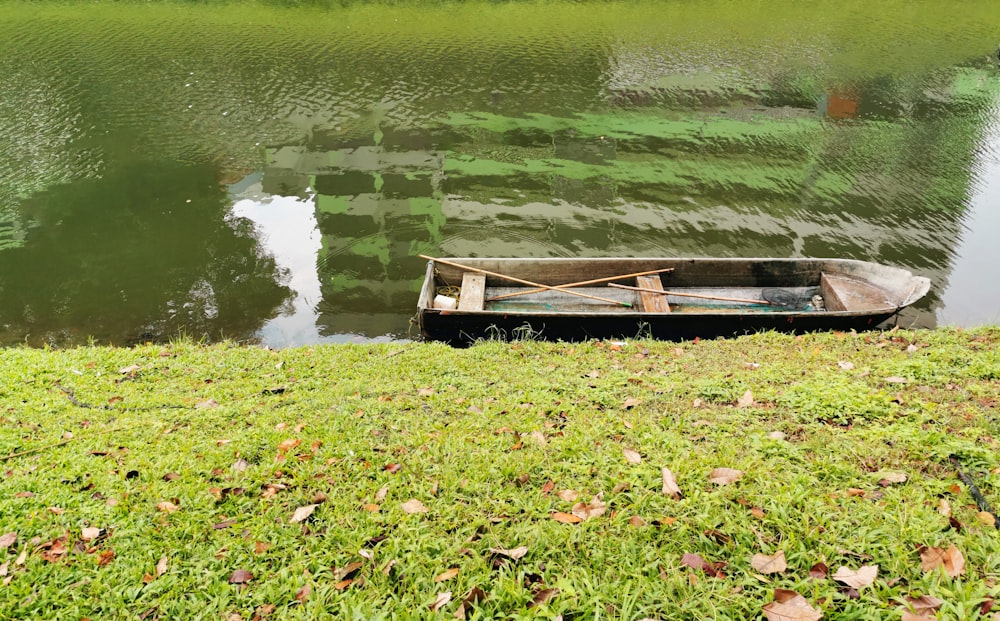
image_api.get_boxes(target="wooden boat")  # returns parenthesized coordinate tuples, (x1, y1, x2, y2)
(415, 256, 931, 344)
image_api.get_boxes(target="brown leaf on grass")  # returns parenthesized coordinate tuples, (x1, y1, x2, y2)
(809, 563, 829, 579)
(622, 397, 641, 410)
(489, 546, 528, 561)
(0, 533, 16, 549)
(80, 527, 102, 542)
(902, 594, 943, 617)
(385, 463, 402, 474)
(195, 399, 219, 409)
(708, 468, 743, 485)
(229, 569, 253, 584)
(833, 565, 878, 589)
(736, 390, 754, 408)
(277, 438, 301, 454)
(661, 467, 682, 499)
(552, 512, 583, 524)
(156, 501, 179, 513)
(681, 553, 726, 578)
(295, 583, 311, 602)
(374, 486, 388, 503)
(418, 387, 435, 397)
(430, 591, 452, 612)
(453, 587, 487, 620)
(335, 561, 363, 581)
(623, 448, 642, 464)
(629, 516, 647, 527)
(529, 431, 547, 447)
(527, 588, 559, 608)
(119, 364, 141, 375)
(37, 537, 68, 565)
(97, 549, 115, 567)
(877, 472, 907, 486)
(401, 499, 429, 514)
(289, 504, 318, 524)
(156, 556, 168, 576)
(977, 511, 996, 526)
(540, 480, 555, 495)
(571, 494, 607, 520)
(762, 589, 822, 621)
(435, 568, 460, 583)
(557, 489, 579, 502)
(919, 544, 965, 577)
(751, 551, 787, 574)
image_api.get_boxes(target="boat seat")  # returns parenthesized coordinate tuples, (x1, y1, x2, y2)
(820, 273, 891, 311)
(636, 275, 671, 312)
(458, 273, 487, 311)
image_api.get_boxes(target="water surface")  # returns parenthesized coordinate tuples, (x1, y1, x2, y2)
(1, 1, 998, 346)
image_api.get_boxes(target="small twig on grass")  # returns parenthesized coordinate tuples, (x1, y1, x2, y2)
(949, 454, 999, 528)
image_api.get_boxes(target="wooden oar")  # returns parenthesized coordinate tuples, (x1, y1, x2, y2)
(608, 283, 770, 305)
(419, 255, 632, 307)
(486, 267, 676, 302)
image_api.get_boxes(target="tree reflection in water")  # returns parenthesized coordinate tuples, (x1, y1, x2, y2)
(0, 162, 292, 346)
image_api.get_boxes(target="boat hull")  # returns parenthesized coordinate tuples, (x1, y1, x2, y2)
(416, 257, 930, 345)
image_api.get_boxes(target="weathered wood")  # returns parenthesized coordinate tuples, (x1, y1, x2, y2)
(418, 255, 632, 307)
(609, 283, 767, 305)
(820, 273, 891, 311)
(458, 273, 486, 311)
(486, 267, 675, 302)
(636, 275, 671, 312)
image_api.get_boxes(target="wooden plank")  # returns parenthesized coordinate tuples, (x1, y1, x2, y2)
(820, 273, 890, 311)
(458, 273, 487, 311)
(636, 275, 671, 312)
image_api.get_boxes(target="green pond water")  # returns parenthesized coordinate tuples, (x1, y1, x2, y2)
(1, 1, 998, 346)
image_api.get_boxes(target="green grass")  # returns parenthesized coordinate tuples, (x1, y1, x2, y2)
(1, 328, 999, 619)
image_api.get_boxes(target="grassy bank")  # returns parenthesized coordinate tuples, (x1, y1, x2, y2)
(1, 328, 999, 620)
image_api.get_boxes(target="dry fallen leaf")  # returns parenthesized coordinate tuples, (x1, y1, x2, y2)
(681, 553, 726, 577)
(661, 467, 682, 499)
(295, 583, 312, 602)
(877, 472, 907, 486)
(808, 562, 828, 579)
(527, 588, 559, 608)
(762, 589, 822, 621)
(277, 438, 301, 454)
(557, 489, 579, 502)
(528, 431, 547, 448)
(571, 494, 607, 520)
(751, 551, 787, 575)
(833, 564, 878, 589)
(903, 594, 943, 618)
(0, 533, 17, 549)
(838, 361, 855, 370)
(430, 592, 452, 612)
(289, 504, 318, 524)
(229, 569, 254, 584)
(919, 544, 965, 577)
(97, 549, 115, 567)
(622, 397, 641, 410)
(977, 511, 996, 526)
(937, 498, 952, 517)
(401, 499, 429, 514)
(374, 486, 388, 503)
(708, 468, 744, 485)
(736, 390, 754, 408)
(156, 556, 168, 576)
(552, 511, 583, 524)
(80, 527, 102, 542)
(435, 568, 460, 583)
(489, 546, 528, 560)
(156, 501, 179, 513)
(623, 448, 642, 465)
